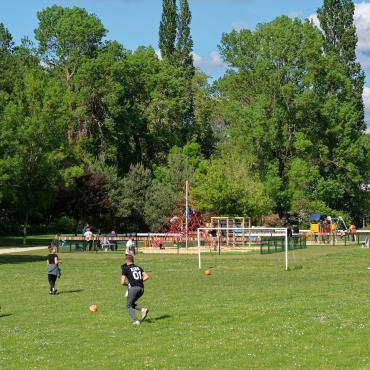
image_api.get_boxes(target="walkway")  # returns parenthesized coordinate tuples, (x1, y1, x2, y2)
(0, 246, 48, 255)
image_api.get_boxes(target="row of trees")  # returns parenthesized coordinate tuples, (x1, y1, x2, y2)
(0, 0, 368, 238)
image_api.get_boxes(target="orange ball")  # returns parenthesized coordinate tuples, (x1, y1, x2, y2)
(204, 269, 212, 276)
(89, 304, 98, 313)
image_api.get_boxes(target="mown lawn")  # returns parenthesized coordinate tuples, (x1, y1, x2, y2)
(1, 245, 370, 369)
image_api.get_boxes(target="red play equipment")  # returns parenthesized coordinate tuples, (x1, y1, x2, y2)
(157, 182, 206, 241)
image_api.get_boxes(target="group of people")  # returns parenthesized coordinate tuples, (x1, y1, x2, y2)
(318, 219, 333, 244)
(82, 224, 136, 252)
(312, 219, 357, 243)
(47, 233, 149, 325)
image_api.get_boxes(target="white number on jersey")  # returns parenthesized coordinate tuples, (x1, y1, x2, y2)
(132, 269, 142, 280)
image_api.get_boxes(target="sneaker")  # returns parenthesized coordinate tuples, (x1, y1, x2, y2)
(133, 320, 140, 326)
(141, 308, 149, 321)
(52, 289, 58, 295)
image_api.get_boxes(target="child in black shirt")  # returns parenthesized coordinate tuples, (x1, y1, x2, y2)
(121, 254, 149, 325)
(47, 244, 61, 295)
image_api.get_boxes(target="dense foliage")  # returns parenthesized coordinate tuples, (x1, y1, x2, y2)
(0, 1, 368, 237)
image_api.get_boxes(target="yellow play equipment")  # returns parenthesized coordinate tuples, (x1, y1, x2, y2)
(309, 214, 347, 232)
(309, 213, 347, 243)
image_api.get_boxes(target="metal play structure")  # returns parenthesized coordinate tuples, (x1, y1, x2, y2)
(209, 216, 251, 247)
(308, 213, 347, 244)
(157, 181, 206, 248)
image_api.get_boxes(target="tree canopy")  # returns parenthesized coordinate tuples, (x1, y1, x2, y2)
(0, 1, 368, 237)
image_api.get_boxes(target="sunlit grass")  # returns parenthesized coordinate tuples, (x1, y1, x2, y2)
(1, 245, 370, 369)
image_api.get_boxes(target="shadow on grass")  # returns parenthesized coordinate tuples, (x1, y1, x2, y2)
(59, 289, 84, 295)
(145, 314, 171, 323)
(0, 313, 12, 318)
(0, 255, 45, 265)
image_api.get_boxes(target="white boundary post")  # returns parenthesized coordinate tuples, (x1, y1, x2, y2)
(285, 227, 288, 271)
(185, 180, 189, 249)
(197, 228, 201, 269)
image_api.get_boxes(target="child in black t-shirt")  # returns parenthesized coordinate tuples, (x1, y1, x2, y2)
(47, 244, 61, 295)
(121, 254, 149, 325)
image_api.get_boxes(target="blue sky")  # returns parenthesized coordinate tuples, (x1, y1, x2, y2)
(1, 0, 370, 129)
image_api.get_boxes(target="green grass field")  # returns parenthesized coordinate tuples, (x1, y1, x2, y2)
(0, 235, 54, 248)
(1, 246, 370, 369)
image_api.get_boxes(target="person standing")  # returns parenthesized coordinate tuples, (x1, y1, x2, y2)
(319, 219, 325, 243)
(84, 227, 94, 251)
(125, 235, 136, 256)
(324, 220, 331, 244)
(82, 223, 89, 235)
(349, 224, 357, 242)
(121, 254, 149, 325)
(47, 244, 61, 295)
(110, 230, 118, 251)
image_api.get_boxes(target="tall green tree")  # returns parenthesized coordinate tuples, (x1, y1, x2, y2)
(159, 0, 177, 62)
(176, 0, 194, 74)
(65, 166, 115, 231)
(69, 41, 125, 166)
(0, 66, 68, 243)
(317, 0, 367, 220)
(153, 142, 202, 192)
(0, 23, 13, 53)
(114, 46, 162, 171)
(317, 0, 364, 99)
(34, 7, 122, 169)
(218, 17, 326, 218)
(111, 163, 153, 231)
(192, 151, 271, 217)
(0, 23, 16, 113)
(218, 14, 368, 221)
(35, 6, 107, 79)
(192, 72, 217, 157)
(144, 182, 177, 231)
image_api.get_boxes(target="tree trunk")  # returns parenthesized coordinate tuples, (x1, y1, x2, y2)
(22, 212, 28, 247)
(75, 219, 81, 236)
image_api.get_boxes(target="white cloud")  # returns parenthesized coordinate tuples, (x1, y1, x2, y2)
(155, 49, 162, 60)
(354, 2, 370, 54)
(192, 51, 227, 78)
(362, 86, 370, 129)
(308, 13, 320, 29)
(309, 2, 370, 54)
(153, 49, 227, 78)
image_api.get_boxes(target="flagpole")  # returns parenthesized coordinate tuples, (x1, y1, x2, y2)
(185, 180, 189, 249)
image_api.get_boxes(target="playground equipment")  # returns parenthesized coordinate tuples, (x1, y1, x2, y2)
(309, 213, 347, 244)
(210, 217, 251, 247)
(197, 226, 291, 270)
(157, 181, 206, 248)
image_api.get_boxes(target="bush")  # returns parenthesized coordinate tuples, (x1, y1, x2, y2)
(27, 216, 77, 234)
(261, 214, 283, 227)
(46, 216, 76, 234)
